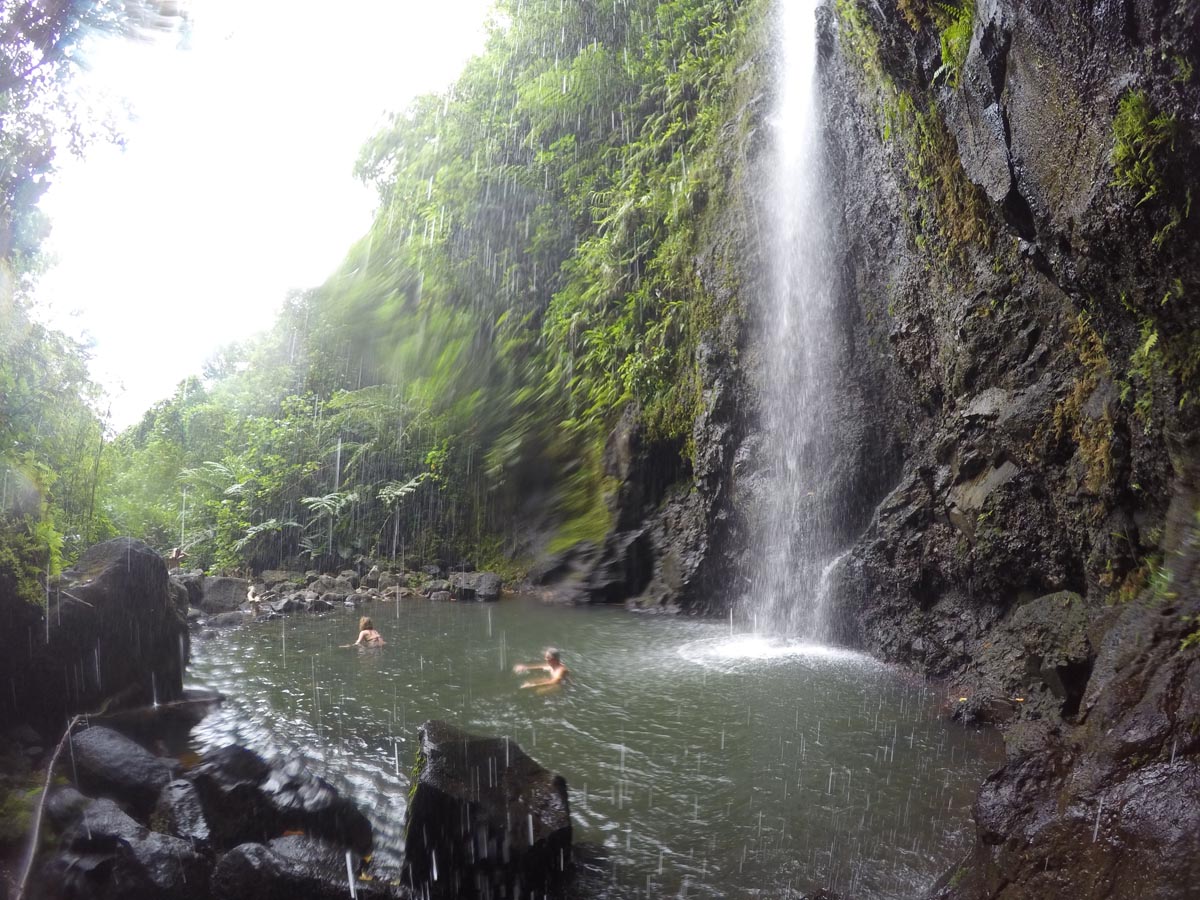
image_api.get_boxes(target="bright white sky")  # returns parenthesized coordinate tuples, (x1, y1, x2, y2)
(34, 0, 494, 430)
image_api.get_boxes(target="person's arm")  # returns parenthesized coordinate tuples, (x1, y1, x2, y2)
(520, 667, 567, 689)
(513, 662, 551, 674)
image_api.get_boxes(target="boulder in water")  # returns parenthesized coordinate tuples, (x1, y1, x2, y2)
(376, 571, 403, 591)
(189, 745, 372, 855)
(259, 569, 307, 588)
(208, 611, 251, 628)
(403, 720, 572, 898)
(174, 571, 204, 607)
(199, 576, 250, 613)
(449, 571, 503, 602)
(422, 579, 451, 596)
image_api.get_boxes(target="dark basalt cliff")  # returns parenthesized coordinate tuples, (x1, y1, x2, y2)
(594, 0, 1200, 896)
(814, 1, 1200, 895)
(816, 0, 1200, 895)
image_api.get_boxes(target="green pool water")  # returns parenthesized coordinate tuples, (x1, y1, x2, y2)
(187, 595, 1002, 898)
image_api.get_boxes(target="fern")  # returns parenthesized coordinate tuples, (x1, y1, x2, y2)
(931, 1, 973, 88)
(1111, 90, 1178, 205)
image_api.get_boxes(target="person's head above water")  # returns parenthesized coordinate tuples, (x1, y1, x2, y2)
(360, 616, 374, 631)
(544, 647, 562, 664)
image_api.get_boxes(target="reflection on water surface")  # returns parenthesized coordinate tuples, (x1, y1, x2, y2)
(188, 596, 1002, 898)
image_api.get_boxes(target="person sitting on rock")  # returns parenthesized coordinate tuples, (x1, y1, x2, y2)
(166, 546, 187, 570)
(343, 616, 386, 648)
(513, 648, 569, 689)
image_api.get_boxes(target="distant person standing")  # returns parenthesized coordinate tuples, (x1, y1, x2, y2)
(513, 648, 569, 689)
(166, 547, 187, 571)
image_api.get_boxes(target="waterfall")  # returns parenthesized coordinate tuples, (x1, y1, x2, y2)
(750, 0, 842, 640)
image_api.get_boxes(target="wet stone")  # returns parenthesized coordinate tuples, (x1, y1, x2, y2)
(155, 778, 211, 847)
(190, 745, 372, 855)
(44, 784, 91, 831)
(211, 838, 400, 900)
(71, 725, 177, 817)
(39, 797, 209, 900)
(403, 720, 572, 899)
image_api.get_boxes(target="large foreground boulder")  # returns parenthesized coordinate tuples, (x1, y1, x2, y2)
(403, 720, 571, 898)
(36, 798, 209, 900)
(189, 745, 372, 855)
(71, 726, 177, 817)
(2, 537, 188, 733)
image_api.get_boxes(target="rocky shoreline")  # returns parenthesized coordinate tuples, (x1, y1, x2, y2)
(0, 540, 577, 900)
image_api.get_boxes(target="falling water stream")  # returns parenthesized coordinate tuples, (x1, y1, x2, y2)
(751, 0, 844, 638)
(189, 598, 1001, 899)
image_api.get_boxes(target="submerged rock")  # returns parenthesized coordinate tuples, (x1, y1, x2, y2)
(207, 611, 251, 628)
(403, 720, 572, 898)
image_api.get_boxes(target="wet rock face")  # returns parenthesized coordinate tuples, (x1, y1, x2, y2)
(155, 779, 211, 848)
(403, 720, 572, 899)
(819, 0, 1199, 670)
(1, 537, 189, 732)
(803, 0, 1200, 895)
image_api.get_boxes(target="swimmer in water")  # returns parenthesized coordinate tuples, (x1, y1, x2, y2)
(513, 647, 569, 690)
(342, 616, 386, 648)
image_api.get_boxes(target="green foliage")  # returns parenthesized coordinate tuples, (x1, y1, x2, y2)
(1049, 313, 1114, 495)
(1121, 282, 1200, 429)
(1182, 615, 1200, 652)
(1, 293, 110, 604)
(890, 0, 974, 87)
(1111, 90, 1178, 206)
(0, 782, 37, 846)
(0, 3, 186, 605)
(1170, 54, 1194, 85)
(883, 90, 991, 252)
(97, 0, 765, 571)
(931, 2, 974, 88)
